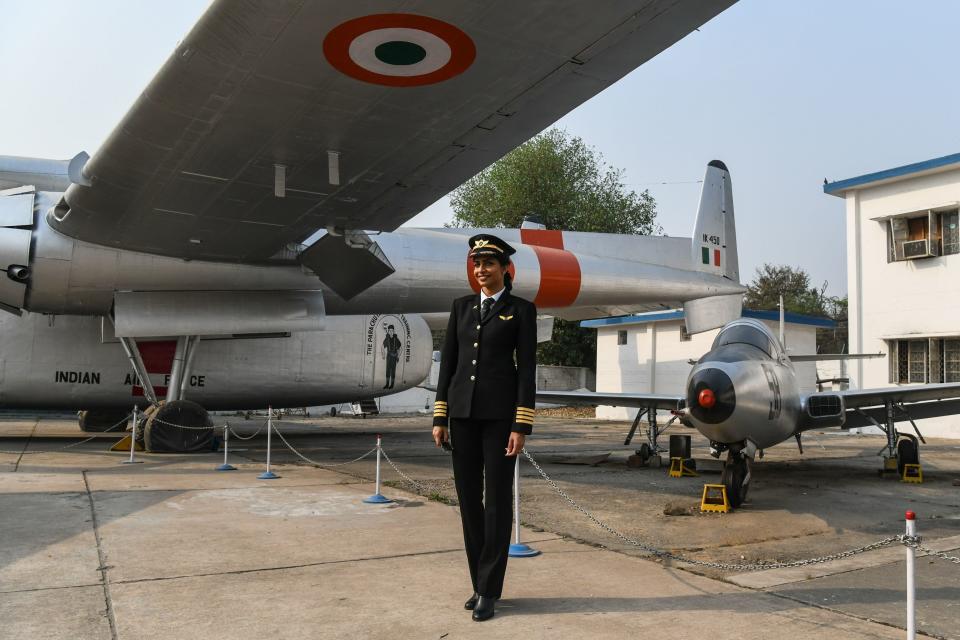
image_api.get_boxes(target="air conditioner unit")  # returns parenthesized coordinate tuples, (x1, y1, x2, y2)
(900, 239, 934, 259)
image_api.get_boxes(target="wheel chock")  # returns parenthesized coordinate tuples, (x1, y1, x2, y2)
(700, 484, 730, 513)
(668, 457, 698, 478)
(110, 435, 144, 452)
(901, 463, 923, 484)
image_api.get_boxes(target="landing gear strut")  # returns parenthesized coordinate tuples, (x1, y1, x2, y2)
(625, 406, 677, 466)
(856, 399, 925, 477)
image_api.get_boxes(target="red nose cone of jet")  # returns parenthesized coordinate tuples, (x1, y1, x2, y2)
(698, 388, 716, 409)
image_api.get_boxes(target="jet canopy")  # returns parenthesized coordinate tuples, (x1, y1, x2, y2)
(712, 322, 777, 358)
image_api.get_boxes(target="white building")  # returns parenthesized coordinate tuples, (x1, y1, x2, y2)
(585, 309, 831, 420)
(826, 152, 960, 438)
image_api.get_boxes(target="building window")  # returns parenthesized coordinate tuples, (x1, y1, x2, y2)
(908, 340, 928, 383)
(945, 339, 960, 382)
(887, 208, 959, 261)
(617, 330, 627, 346)
(679, 323, 692, 342)
(942, 210, 960, 255)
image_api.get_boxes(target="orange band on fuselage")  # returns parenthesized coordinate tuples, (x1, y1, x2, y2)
(520, 229, 581, 308)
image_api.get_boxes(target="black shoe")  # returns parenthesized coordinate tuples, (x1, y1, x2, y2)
(464, 592, 479, 610)
(472, 596, 496, 621)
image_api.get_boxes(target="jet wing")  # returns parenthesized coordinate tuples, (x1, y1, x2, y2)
(52, 0, 734, 263)
(839, 382, 960, 410)
(800, 383, 960, 431)
(537, 390, 685, 411)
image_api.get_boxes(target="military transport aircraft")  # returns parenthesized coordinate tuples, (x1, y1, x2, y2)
(539, 318, 960, 508)
(0, 1, 740, 444)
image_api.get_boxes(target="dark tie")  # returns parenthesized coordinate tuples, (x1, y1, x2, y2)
(481, 297, 494, 321)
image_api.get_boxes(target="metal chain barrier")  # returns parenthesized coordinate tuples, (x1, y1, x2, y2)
(271, 426, 377, 468)
(151, 416, 220, 431)
(904, 538, 960, 565)
(380, 448, 427, 493)
(226, 422, 266, 441)
(521, 447, 909, 571)
(0, 413, 132, 455)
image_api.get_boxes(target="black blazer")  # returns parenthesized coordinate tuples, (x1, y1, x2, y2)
(433, 291, 537, 434)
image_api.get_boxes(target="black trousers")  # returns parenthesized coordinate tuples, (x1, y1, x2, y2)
(449, 418, 516, 599)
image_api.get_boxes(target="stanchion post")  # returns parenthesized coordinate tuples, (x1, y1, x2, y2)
(509, 453, 540, 557)
(122, 405, 143, 465)
(364, 434, 392, 504)
(906, 510, 917, 640)
(216, 423, 236, 471)
(258, 406, 279, 479)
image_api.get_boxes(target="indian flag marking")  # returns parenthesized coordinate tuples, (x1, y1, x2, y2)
(701, 247, 710, 265)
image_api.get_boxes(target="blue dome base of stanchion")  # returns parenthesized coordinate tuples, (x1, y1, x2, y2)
(509, 543, 541, 558)
(216, 463, 237, 471)
(363, 493, 393, 504)
(258, 470, 279, 480)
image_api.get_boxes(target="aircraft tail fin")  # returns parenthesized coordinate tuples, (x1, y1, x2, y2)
(691, 160, 739, 283)
(682, 160, 742, 334)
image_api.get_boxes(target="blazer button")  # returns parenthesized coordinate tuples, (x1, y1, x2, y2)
(476, 324, 481, 330)
(470, 375, 475, 381)
(473, 342, 478, 348)
(472, 360, 476, 365)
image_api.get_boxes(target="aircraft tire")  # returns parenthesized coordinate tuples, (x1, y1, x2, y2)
(78, 410, 131, 433)
(896, 437, 919, 478)
(724, 455, 748, 509)
(637, 443, 651, 464)
(144, 400, 215, 453)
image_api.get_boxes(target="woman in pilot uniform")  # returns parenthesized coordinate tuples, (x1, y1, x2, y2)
(432, 233, 537, 622)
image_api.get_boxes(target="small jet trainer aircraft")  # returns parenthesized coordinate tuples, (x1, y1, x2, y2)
(540, 318, 960, 507)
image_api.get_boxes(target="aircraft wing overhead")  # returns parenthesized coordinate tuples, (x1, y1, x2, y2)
(52, 0, 734, 263)
(537, 390, 685, 411)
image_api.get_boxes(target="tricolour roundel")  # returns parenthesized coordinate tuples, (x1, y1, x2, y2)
(323, 14, 476, 87)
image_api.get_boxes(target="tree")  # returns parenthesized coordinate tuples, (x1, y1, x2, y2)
(449, 128, 659, 368)
(744, 263, 847, 352)
(450, 128, 658, 234)
(744, 264, 825, 316)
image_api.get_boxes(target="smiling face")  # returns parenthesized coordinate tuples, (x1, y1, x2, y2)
(472, 256, 506, 294)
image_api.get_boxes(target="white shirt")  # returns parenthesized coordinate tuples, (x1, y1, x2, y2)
(480, 287, 506, 308)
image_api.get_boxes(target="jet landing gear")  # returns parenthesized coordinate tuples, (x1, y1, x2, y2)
(856, 400, 925, 478)
(719, 442, 755, 509)
(625, 407, 677, 468)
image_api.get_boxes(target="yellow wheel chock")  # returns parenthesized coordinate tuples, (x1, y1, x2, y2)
(110, 434, 144, 452)
(700, 484, 730, 513)
(668, 456, 698, 478)
(901, 463, 923, 484)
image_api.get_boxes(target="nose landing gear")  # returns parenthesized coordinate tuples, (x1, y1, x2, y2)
(720, 445, 753, 509)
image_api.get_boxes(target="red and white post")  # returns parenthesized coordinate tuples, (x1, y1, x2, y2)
(905, 510, 917, 640)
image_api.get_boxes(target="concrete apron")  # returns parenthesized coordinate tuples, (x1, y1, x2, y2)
(0, 456, 923, 640)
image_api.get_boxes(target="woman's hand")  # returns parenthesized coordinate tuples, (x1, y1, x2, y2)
(505, 432, 526, 457)
(433, 426, 449, 447)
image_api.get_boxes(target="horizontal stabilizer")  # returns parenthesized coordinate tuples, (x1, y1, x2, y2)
(791, 353, 883, 362)
(682, 293, 742, 334)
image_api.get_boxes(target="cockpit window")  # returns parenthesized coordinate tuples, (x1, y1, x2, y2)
(712, 324, 773, 357)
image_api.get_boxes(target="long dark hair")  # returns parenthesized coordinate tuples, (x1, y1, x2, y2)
(498, 256, 513, 291)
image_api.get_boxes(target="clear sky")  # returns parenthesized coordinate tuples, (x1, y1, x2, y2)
(3, 1, 959, 297)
